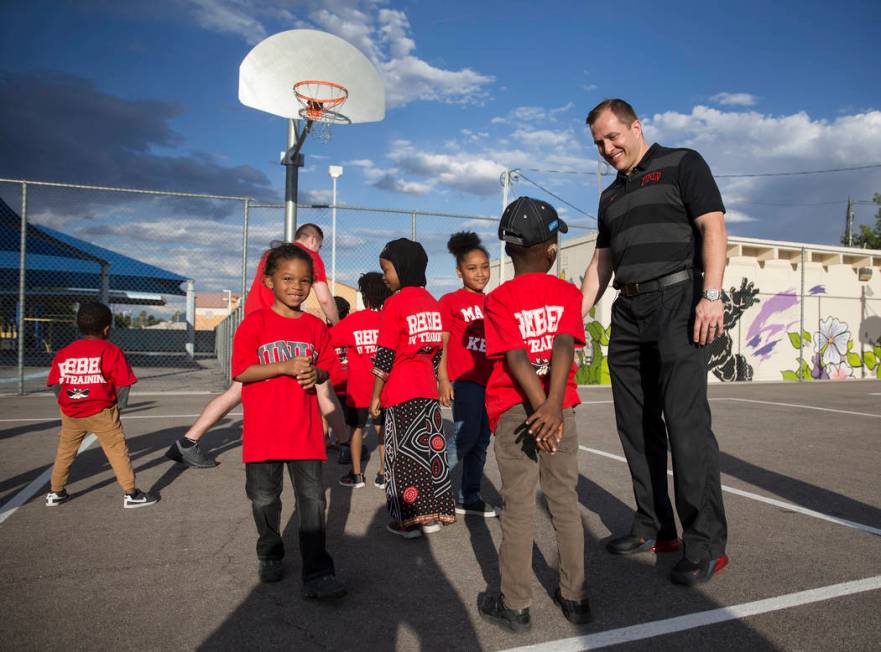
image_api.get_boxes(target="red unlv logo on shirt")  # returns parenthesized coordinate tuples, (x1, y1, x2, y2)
(514, 306, 564, 354)
(258, 340, 316, 364)
(405, 311, 443, 346)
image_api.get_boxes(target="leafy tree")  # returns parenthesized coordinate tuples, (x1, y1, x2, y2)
(843, 193, 881, 249)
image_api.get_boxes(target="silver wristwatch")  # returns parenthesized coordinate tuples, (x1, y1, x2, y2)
(702, 288, 722, 301)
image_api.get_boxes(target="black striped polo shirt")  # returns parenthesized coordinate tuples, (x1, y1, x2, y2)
(596, 143, 725, 286)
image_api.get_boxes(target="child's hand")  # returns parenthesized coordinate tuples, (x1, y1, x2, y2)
(296, 365, 318, 389)
(438, 378, 454, 408)
(526, 402, 564, 453)
(283, 356, 313, 377)
(369, 396, 382, 419)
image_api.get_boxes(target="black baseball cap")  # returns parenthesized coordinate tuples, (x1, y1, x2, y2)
(498, 196, 568, 246)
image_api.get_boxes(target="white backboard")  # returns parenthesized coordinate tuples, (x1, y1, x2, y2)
(239, 29, 385, 123)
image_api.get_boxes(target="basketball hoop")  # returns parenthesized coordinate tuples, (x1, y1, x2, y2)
(294, 80, 351, 142)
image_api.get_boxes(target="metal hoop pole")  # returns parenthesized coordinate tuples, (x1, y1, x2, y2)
(241, 198, 250, 299)
(17, 182, 27, 395)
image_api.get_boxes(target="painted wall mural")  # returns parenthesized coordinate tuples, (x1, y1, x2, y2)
(575, 275, 881, 384)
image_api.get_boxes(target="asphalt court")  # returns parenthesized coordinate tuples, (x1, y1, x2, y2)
(1, 381, 880, 651)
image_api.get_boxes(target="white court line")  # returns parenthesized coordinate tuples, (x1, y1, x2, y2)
(716, 397, 881, 419)
(0, 434, 97, 525)
(579, 446, 881, 537)
(0, 412, 243, 424)
(500, 575, 881, 652)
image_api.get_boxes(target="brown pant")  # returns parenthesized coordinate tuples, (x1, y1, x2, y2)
(50, 406, 136, 494)
(494, 404, 585, 609)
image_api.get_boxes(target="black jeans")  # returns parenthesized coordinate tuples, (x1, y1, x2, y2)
(245, 460, 335, 581)
(608, 279, 727, 562)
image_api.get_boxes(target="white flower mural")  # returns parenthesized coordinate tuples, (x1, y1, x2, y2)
(813, 317, 850, 367)
(825, 363, 853, 380)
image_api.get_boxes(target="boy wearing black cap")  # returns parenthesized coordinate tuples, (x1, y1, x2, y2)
(478, 197, 591, 632)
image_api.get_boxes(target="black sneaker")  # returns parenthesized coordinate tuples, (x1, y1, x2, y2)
(553, 587, 592, 624)
(670, 555, 729, 586)
(606, 534, 681, 555)
(45, 489, 70, 507)
(337, 444, 352, 465)
(123, 489, 159, 509)
(455, 499, 498, 518)
(258, 559, 283, 583)
(374, 473, 387, 489)
(165, 439, 217, 468)
(302, 574, 347, 599)
(339, 472, 366, 488)
(478, 593, 531, 633)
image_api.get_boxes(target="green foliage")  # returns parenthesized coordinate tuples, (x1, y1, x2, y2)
(576, 319, 612, 385)
(781, 370, 800, 381)
(842, 193, 881, 249)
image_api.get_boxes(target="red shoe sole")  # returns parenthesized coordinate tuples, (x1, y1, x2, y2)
(651, 538, 683, 553)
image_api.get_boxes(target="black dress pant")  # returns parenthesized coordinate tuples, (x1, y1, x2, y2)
(607, 279, 727, 561)
(245, 459, 335, 581)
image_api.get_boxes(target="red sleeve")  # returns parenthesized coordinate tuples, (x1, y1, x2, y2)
(244, 251, 274, 316)
(313, 320, 337, 374)
(558, 285, 586, 347)
(232, 313, 261, 378)
(47, 352, 61, 386)
(104, 345, 138, 387)
(376, 295, 400, 350)
(484, 288, 523, 359)
(311, 251, 327, 283)
(330, 322, 346, 347)
(439, 294, 453, 333)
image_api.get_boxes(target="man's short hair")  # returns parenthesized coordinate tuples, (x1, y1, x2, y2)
(295, 223, 324, 241)
(586, 98, 639, 127)
(77, 301, 113, 336)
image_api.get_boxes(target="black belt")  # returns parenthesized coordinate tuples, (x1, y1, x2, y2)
(616, 269, 694, 298)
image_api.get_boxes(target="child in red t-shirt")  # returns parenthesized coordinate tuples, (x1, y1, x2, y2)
(369, 239, 456, 538)
(437, 232, 498, 518)
(232, 243, 345, 599)
(334, 272, 392, 489)
(45, 302, 157, 509)
(329, 296, 355, 465)
(478, 197, 591, 631)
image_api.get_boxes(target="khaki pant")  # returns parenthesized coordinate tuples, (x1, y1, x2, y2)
(50, 406, 136, 494)
(494, 404, 585, 609)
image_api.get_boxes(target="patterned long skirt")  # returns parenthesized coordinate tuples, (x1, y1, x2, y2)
(384, 398, 456, 527)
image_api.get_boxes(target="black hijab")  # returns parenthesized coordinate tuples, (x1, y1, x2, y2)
(380, 238, 428, 288)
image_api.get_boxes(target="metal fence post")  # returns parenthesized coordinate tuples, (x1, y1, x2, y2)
(17, 182, 27, 395)
(185, 279, 195, 361)
(241, 198, 250, 299)
(799, 247, 805, 381)
(411, 211, 416, 241)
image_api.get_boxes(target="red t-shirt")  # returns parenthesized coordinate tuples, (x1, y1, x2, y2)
(484, 274, 585, 432)
(232, 308, 337, 462)
(439, 288, 493, 386)
(332, 309, 381, 408)
(329, 322, 348, 396)
(243, 243, 328, 316)
(376, 286, 443, 407)
(47, 339, 138, 418)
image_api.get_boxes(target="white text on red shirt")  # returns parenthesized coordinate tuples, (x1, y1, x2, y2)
(459, 305, 484, 322)
(58, 357, 106, 385)
(514, 306, 564, 353)
(406, 311, 443, 345)
(353, 328, 378, 354)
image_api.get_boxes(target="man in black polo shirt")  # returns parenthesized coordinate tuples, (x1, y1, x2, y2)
(580, 98, 729, 586)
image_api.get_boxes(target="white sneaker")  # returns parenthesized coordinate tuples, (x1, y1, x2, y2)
(124, 489, 159, 509)
(46, 490, 70, 507)
(421, 522, 442, 533)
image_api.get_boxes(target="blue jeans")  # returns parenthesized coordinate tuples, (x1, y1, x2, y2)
(245, 459, 335, 581)
(447, 380, 491, 504)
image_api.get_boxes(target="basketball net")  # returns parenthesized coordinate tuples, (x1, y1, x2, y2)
(294, 80, 349, 144)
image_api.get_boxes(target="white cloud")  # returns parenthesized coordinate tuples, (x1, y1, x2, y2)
(183, 1, 494, 108)
(724, 210, 758, 223)
(492, 103, 574, 125)
(709, 92, 758, 107)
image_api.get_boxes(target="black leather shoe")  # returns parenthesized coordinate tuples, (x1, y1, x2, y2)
(670, 555, 729, 586)
(258, 559, 283, 583)
(553, 587, 592, 625)
(606, 534, 681, 555)
(478, 593, 531, 633)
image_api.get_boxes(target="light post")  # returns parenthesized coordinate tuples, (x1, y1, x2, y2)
(328, 165, 343, 294)
(223, 289, 232, 316)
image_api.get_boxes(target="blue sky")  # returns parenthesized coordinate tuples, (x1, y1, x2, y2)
(2, 0, 881, 298)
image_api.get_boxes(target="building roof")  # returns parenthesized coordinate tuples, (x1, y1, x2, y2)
(196, 293, 240, 309)
(0, 197, 187, 298)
